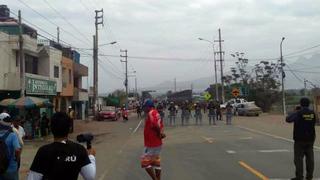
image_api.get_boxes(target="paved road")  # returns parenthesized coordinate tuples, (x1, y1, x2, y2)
(21, 113, 320, 180)
(92, 114, 320, 180)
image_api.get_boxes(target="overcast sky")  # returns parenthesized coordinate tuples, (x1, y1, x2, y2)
(5, 0, 320, 93)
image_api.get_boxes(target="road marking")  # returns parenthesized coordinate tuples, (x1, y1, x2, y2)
(133, 119, 143, 134)
(226, 150, 236, 154)
(239, 137, 253, 140)
(239, 161, 269, 180)
(99, 119, 143, 180)
(201, 136, 214, 143)
(237, 125, 320, 150)
(98, 170, 109, 180)
(258, 149, 289, 153)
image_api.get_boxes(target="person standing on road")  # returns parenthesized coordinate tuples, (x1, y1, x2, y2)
(157, 103, 165, 123)
(167, 102, 176, 126)
(207, 101, 216, 125)
(141, 99, 165, 180)
(68, 106, 75, 133)
(137, 105, 142, 119)
(0, 116, 21, 180)
(181, 101, 191, 126)
(194, 102, 202, 125)
(286, 97, 316, 180)
(27, 112, 96, 180)
(226, 104, 233, 125)
(216, 101, 223, 121)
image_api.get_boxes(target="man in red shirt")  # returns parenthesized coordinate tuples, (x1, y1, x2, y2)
(141, 99, 165, 180)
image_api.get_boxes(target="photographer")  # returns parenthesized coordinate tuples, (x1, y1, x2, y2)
(27, 112, 96, 180)
(286, 98, 316, 180)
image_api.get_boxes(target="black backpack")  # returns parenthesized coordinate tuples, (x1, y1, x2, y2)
(0, 129, 12, 174)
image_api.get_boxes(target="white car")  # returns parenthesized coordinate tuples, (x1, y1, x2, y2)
(220, 98, 248, 109)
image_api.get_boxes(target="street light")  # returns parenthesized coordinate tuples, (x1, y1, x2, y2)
(199, 37, 219, 101)
(280, 37, 286, 116)
(99, 41, 117, 47)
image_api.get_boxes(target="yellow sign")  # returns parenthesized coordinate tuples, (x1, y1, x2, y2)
(232, 88, 240, 97)
(204, 92, 212, 101)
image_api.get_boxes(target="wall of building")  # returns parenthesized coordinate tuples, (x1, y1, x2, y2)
(0, 31, 20, 91)
(61, 56, 73, 97)
(48, 47, 62, 93)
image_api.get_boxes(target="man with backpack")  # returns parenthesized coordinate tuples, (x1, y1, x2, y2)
(0, 116, 21, 180)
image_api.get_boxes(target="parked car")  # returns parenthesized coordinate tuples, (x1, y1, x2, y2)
(220, 98, 248, 110)
(237, 102, 262, 116)
(97, 106, 118, 121)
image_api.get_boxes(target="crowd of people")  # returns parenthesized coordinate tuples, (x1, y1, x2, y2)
(136, 100, 234, 127)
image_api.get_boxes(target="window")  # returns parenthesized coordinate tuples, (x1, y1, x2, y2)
(54, 66, 59, 78)
(69, 69, 72, 83)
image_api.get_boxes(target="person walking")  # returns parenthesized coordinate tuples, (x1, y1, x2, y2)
(286, 97, 316, 180)
(207, 101, 216, 125)
(27, 112, 96, 180)
(226, 104, 233, 125)
(141, 100, 165, 180)
(0, 116, 21, 180)
(168, 102, 176, 126)
(156, 103, 165, 122)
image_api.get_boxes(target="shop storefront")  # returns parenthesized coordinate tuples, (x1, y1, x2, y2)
(25, 74, 57, 115)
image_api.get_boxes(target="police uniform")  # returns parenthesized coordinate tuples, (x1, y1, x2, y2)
(286, 107, 316, 180)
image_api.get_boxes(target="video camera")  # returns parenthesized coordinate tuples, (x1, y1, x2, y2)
(77, 133, 94, 149)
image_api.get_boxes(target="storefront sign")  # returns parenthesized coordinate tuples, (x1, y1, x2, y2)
(26, 76, 57, 95)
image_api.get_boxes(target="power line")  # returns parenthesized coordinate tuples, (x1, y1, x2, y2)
(42, 0, 92, 44)
(284, 44, 320, 57)
(285, 64, 304, 83)
(16, 0, 90, 45)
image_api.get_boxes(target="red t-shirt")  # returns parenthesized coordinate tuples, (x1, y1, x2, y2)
(144, 108, 164, 147)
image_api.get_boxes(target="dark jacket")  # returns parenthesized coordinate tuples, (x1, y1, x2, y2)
(286, 107, 316, 142)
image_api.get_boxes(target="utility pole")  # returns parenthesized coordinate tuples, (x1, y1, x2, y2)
(57, 27, 60, 43)
(174, 78, 177, 92)
(93, 9, 103, 116)
(121, 49, 128, 109)
(18, 10, 25, 98)
(280, 37, 286, 116)
(304, 79, 308, 97)
(213, 47, 218, 101)
(135, 76, 137, 99)
(214, 28, 225, 103)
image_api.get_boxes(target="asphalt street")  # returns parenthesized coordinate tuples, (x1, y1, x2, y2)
(91, 113, 320, 180)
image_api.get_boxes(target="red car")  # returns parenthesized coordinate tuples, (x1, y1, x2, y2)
(97, 106, 118, 121)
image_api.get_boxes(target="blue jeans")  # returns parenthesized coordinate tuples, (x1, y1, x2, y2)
(0, 171, 19, 180)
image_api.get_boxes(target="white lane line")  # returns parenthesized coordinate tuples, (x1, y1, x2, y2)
(99, 119, 143, 180)
(133, 119, 143, 134)
(201, 136, 214, 143)
(226, 150, 236, 154)
(239, 137, 253, 140)
(258, 149, 290, 153)
(237, 125, 320, 150)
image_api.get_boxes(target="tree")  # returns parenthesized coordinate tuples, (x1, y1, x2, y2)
(225, 53, 282, 112)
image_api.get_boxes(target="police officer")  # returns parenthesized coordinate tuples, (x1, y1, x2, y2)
(168, 102, 176, 126)
(207, 100, 216, 125)
(286, 97, 316, 180)
(194, 102, 202, 125)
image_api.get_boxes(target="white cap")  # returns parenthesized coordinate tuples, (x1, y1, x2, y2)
(0, 112, 10, 121)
